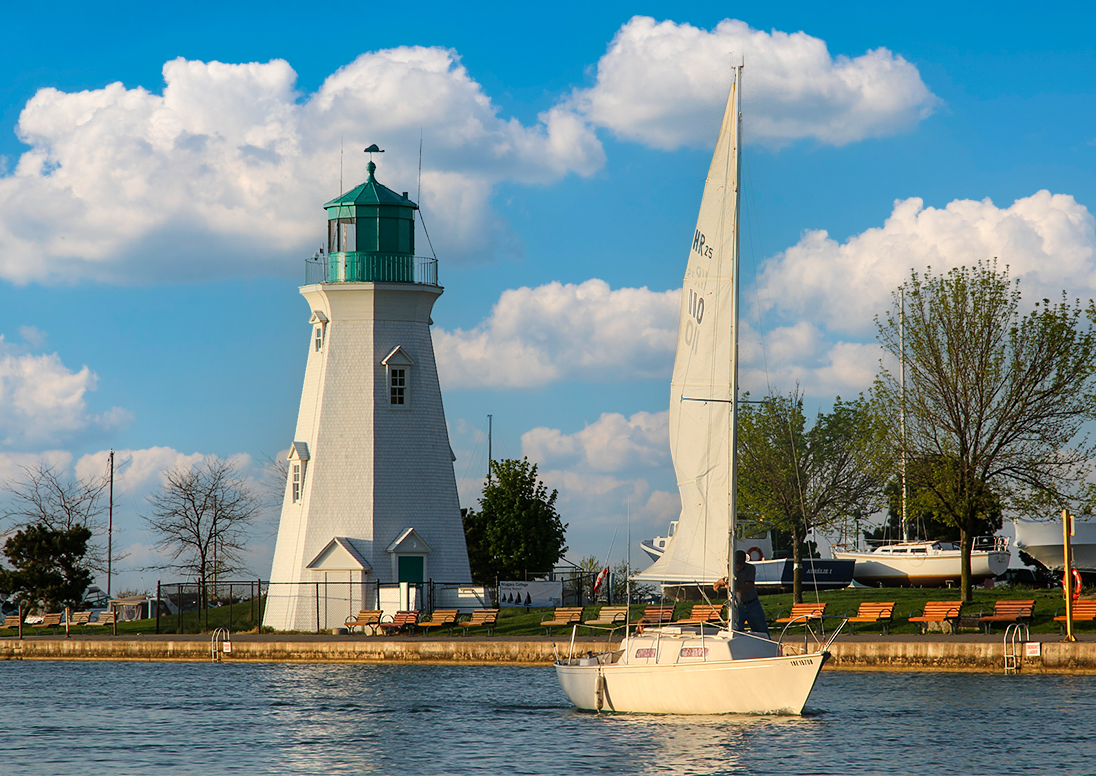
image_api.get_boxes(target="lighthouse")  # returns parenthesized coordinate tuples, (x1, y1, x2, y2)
(264, 150, 471, 631)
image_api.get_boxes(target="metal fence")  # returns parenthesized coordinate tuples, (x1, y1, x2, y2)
(156, 580, 266, 634)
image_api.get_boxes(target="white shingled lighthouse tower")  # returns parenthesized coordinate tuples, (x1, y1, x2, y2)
(264, 148, 471, 631)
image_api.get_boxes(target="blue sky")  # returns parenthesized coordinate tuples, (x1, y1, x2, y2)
(2, 2, 1095, 590)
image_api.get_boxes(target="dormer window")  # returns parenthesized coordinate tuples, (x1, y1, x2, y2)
(287, 441, 310, 504)
(292, 463, 302, 502)
(309, 311, 329, 353)
(381, 345, 414, 410)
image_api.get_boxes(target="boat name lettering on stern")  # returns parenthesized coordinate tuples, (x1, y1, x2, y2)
(635, 648, 657, 658)
(790, 659, 813, 666)
(679, 647, 709, 658)
(692, 229, 714, 259)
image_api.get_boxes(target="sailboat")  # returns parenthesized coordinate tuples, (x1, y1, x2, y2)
(553, 66, 840, 715)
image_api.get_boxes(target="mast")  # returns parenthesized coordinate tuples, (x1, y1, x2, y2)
(487, 414, 493, 481)
(727, 64, 743, 606)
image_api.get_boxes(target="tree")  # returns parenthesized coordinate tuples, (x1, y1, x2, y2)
(462, 458, 567, 585)
(872, 262, 1096, 601)
(1, 462, 108, 573)
(0, 523, 93, 613)
(143, 457, 261, 590)
(737, 388, 889, 602)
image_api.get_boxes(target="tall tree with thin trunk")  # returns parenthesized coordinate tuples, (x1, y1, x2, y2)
(872, 262, 1096, 601)
(143, 457, 260, 592)
(737, 388, 889, 603)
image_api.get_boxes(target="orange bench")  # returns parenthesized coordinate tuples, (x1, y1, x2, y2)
(379, 610, 420, 636)
(541, 607, 585, 635)
(775, 602, 827, 626)
(639, 605, 676, 626)
(418, 609, 460, 636)
(908, 601, 963, 633)
(845, 602, 894, 635)
(676, 604, 724, 625)
(1054, 600, 1096, 634)
(979, 600, 1035, 633)
(344, 610, 383, 635)
(460, 609, 499, 636)
(582, 606, 630, 632)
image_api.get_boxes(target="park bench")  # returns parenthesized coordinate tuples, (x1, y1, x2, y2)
(378, 610, 420, 636)
(845, 602, 895, 635)
(1, 615, 22, 634)
(638, 605, 676, 627)
(582, 606, 630, 632)
(32, 613, 64, 635)
(908, 601, 963, 634)
(1054, 600, 1096, 634)
(979, 600, 1036, 633)
(87, 610, 116, 629)
(344, 610, 383, 635)
(775, 603, 827, 627)
(67, 611, 93, 633)
(541, 607, 585, 635)
(418, 609, 460, 636)
(460, 609, 499, 637)
(676, 604, 725, 626)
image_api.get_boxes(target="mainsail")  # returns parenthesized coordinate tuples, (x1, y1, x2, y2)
(634, 70, 741, 584)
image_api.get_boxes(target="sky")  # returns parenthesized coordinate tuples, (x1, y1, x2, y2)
(2, 2, 1095, 592)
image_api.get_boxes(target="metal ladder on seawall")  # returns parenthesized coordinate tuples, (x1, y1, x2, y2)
(211, 628, 231, 662)
(1003, 622, 1028, 674)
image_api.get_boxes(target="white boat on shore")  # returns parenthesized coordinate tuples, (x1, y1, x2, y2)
(832, 537, 1010, 587)
(1014, 518, 1096, 572)
(554, 67, 839, 716)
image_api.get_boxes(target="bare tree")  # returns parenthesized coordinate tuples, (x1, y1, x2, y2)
(872, 262, 1096, 601)
(143, 457, 261, 587)
(1, 462, 109, 574)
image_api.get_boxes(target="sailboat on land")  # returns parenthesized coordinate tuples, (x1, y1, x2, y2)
(553, 66, 840, 715)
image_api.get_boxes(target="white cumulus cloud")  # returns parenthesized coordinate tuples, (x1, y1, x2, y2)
(572, 16, 939, 150)
(0, 334, 131, 447)
(434, 279, 679, 389)
(0, 48, 604, 285)
(758, 190, 1096, 338)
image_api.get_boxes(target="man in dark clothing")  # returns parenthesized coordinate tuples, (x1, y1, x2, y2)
(733, 549, 770, 637)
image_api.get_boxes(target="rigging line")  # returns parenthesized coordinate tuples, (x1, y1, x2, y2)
(456, 416, 489, 507)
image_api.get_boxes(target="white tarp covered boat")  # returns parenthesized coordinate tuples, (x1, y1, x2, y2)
(1015, 518, 1096, 572)
(554, 67, 838, 716)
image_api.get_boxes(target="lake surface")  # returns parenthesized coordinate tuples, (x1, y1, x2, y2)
(1, 661, 1091, 775)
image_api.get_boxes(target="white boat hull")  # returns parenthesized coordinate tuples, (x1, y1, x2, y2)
(554, 628, 827, 715)
(1015, 519, 1096, 572)
(832, 546, 1009, 587)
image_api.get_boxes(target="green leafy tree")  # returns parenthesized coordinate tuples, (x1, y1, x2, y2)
(0, 523, 93, 613)
(872, 262, 1096, 601)
(738, 388, 889, 602)
(462, 458, 567, 585)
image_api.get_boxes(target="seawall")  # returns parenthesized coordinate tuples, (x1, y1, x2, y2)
(4, 634, 1096, 673)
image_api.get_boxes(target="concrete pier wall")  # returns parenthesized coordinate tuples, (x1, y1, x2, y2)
(3, 636, 1096, 674)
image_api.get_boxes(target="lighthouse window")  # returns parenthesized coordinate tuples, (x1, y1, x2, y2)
(390, 367, 406, 405)
(314, 324, 324, 352)
(291, 464, 302, 503)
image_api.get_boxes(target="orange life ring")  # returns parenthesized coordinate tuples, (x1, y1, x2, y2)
(746, 546, 764, 562)
(1064, 568, 1082, 601)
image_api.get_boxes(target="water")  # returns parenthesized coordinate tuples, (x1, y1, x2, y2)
(1, 661, 1091, 775)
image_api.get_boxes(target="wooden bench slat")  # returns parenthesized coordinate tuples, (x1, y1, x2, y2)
(541, 607, 585, 635)
(583, 606, 630, 629)
(676, 604, 724, 625)
(979, 599, 1035, 633)
(846, 602, 894, 634)
(775, 603, 827, 625)
(461, 609, 499, 636)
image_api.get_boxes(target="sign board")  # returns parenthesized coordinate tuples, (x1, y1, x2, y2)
(223, 642, 232, 654)
(1023, 641, 1041, 658)
(499, 580, 563, 607)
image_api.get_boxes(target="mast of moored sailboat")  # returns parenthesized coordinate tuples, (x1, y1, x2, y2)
(727, 64, 743, 623)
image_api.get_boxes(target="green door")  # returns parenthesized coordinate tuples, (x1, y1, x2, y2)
(398, 556, 424, 585)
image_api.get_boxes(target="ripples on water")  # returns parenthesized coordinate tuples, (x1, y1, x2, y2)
(1, 661, 1092, 775)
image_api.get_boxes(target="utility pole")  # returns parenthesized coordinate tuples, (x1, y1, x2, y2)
(107, 449, 114, 597)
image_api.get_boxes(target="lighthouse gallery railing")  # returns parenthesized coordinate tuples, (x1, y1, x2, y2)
(305, 253, 438, 286)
